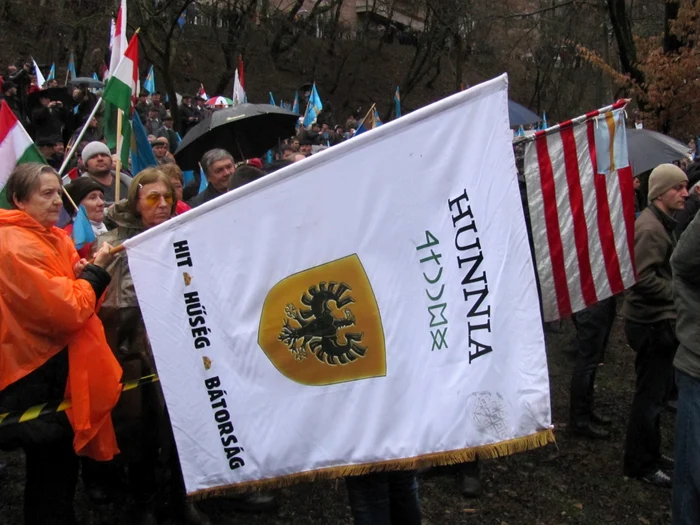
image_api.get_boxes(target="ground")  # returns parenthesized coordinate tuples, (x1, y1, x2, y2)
(0, 314, 675, 525)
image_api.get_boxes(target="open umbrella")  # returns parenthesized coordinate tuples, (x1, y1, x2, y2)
(509, 100, 541, 127)
(69, 77, 104, 89)
(205, 96, 234, 107)
(626, 129, 692, 175)
(174, 103, 300, 170)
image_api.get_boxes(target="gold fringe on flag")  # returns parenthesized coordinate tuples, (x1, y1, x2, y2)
(188, 428, 556, 500)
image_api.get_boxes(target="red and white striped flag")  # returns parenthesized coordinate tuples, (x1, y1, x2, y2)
(523, 100, 637, 321)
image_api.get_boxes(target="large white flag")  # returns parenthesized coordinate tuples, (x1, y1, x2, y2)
(125, 74, 553, 497)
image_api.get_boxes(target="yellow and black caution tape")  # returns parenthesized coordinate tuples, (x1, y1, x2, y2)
(0, 374, 160, 429)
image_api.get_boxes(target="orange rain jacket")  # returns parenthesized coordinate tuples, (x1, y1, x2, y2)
(0, 209, 122, 460)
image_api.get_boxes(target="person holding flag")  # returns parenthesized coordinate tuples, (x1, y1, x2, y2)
(0, 162, 121, 525)
(95, 167, 213, 525)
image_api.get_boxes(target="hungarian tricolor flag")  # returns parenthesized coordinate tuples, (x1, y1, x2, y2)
(0, 101, 45, 209)
(108, 0, 127, 76)
(103, 32, 139, 168)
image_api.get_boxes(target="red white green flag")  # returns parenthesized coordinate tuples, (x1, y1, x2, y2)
(0, 101, 45, 209)
(103, 32, 139, 167)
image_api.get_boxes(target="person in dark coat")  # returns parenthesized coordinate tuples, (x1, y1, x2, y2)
(178, 95, 198, 136)
(32, 93, 68, 143)
(622, 164, 689, 488)
(676, 163, 700, 237)
(157, 113, 179, 154)
(2, 81, 24, 122)
(0, 163, 119, 525)
(186, 149, 236, 208)
(135, 92, 151, 124)
(145, 106, 162, 136)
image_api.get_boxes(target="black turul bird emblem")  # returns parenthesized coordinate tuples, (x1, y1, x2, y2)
(278, 281, 367, 365)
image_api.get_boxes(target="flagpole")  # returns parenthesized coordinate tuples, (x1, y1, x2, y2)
(518, 99, 630, 143)
(357, 103, 376, 130)
(115, 108, 124, 203)
(57, 96, 105, 177)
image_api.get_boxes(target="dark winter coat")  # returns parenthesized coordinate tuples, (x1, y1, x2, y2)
(671, 211, 700, 379)
(622, 204, 678, 324)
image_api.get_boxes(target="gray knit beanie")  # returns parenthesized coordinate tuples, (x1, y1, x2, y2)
(81, 141, 111, 164)
(648, 163, 688, 201)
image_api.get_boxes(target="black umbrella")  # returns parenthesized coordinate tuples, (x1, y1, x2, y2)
(509, 100, 541, 127)
(69, 77, 104, 89)
(626, 128, 692, 175)
(175, 103, 300, 170)
(26, 87, 72, 111)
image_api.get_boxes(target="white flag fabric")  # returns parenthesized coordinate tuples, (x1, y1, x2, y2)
(232, 69, 245, 105)
(523, 103, 636, 322)
(32, 59, 45, 89)
(125, 74, 552, 496)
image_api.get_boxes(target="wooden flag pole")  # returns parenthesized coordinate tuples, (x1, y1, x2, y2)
(356, 103, 376, 131)
(114, 108, 123, 203)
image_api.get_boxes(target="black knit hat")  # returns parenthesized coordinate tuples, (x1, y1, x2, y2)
(62, 177, 104, 215)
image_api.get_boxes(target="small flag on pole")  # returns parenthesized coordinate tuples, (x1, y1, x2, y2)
(0, 101, 46, 209)
(71, 206, 96, 250)
(292, 91, 300, 114)
(303, 83, 323, 128)
(269, 92, 276, 106)
(394, 86, 401, 118)
(198, 84, 208, 101)
(32, 59, 46, 89)
(67, 52, 77, 81)
(232, 70, 246, 105)
(143, 65, 156, 95)
(47, 63, 56, 82)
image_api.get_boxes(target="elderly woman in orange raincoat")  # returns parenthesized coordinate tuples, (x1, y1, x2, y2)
(0, 163, 122, 525)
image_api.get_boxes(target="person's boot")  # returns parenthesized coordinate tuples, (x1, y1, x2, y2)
(180, 501, 213, 525)
(459, 460, 481, 498)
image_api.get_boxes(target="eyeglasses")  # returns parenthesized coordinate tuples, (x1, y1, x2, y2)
(142, 191, 174, 207)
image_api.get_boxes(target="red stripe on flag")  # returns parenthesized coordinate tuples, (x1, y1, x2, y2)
(115, 5, 123, 36)
(0, 101, 18, 145)
(535, 135, 572, 317)
(561, 126, 598, 306)
(585, 120, 624, 293)
(617, 165, 637, 276)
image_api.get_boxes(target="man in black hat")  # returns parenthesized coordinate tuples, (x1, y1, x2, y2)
(37, 137, 64, 171)
(151, 137, 174, 165)
(145, 106, 162, 136)
(135, 91, 152, 124)
(178, 95, 198, 137)
(32, 93, 67, 143)
(195, 95, 207, 123)
(157, 112, 179, 154)
(151, 91, 167, 119)
(1, 81, 23, 121)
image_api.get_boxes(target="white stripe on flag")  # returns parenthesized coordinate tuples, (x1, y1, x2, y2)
(546, 131, 584, 314)
(574, 123, 613, 301)
(523, 143, 558, 322)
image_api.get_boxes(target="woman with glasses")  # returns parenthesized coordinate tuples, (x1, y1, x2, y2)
(95, 168, 211, 525)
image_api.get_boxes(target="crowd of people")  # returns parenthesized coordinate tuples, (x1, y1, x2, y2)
(0, 61, 699, 525)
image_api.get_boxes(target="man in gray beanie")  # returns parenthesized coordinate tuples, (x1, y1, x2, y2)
(81, 141, 132, 206)
(622, 163, 688, 487)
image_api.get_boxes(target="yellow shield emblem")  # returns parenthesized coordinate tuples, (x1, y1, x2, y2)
(258, 254, 386, 386)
